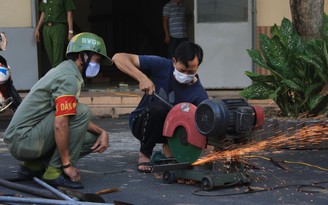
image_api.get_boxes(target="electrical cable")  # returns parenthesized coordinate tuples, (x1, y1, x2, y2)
(192, 181, 328, 197)
(192, 154, 328, 197)
(245, 155, 328, 171)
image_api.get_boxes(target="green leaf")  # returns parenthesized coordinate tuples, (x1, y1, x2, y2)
(246, 49, 271, 70)
(305, 83, 323, 96)
(269, 86, 283, 100)
(259, 34, 272, 64)
(323, 41, 328, 75)
(322, 12, 328, 38)
(291, 57, 308, 78)
(244, 71, 274, 83)
(270, 24, 279, 37)
(290, 32, 303, 52)
(281, 79, 303, 92)
(279, 18, 293, 48)
(300, 54, 326, 81)
(266, 36, 289, 75)
(239, 83, 274, 99)
(308, 93, 325, 110)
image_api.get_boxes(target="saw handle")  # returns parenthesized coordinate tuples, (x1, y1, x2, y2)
(153, 92, 173, 108)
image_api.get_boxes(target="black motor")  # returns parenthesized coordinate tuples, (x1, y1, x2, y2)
(195, 98, 261, 146)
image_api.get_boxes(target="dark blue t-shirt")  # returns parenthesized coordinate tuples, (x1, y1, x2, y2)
(129, 55, 208, 128)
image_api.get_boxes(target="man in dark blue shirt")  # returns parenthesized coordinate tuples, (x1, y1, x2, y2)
(112, 41, 208, 173)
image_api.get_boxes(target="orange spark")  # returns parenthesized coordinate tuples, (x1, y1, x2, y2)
(193, 121, 328, 166)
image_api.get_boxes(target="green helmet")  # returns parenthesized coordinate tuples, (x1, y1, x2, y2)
(66, 32, 112, 65)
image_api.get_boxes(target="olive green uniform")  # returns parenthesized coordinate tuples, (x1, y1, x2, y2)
(4, 60, 97, 169)
(40, 0, 76, 67)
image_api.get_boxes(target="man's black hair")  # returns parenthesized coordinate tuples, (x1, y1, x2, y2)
(173, 41, 203, 67)
(66, 51, 93, 64)
(66, 52, 79, 61)
(66, 51, 93, 78)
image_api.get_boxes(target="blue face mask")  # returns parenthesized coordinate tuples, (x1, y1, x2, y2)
(85, 62, 100, 78)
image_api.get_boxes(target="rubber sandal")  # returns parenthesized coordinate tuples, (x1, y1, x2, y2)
(151, 151, 176, 165)
(137, 162, 153, 173)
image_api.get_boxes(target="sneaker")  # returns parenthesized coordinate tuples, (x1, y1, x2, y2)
(16, 165, 44, 180)
(42, 173, 84, 189)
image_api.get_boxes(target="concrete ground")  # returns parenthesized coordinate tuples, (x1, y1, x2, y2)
(0, 115, 328, 205)
(0, 87, 327, 204)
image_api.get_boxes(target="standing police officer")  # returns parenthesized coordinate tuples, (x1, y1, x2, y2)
(35, 0, 76, 68)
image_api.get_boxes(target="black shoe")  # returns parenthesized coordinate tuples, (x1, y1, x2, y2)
(16, 165, 44, 180)
(43, 173, 84, 189)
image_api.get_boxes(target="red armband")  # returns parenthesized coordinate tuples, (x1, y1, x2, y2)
(55, 95, 77, 117)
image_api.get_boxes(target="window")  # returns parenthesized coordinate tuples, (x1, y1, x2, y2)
(197, 0, 248, 23)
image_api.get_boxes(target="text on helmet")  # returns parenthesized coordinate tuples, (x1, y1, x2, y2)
(82, 38, 101, 46)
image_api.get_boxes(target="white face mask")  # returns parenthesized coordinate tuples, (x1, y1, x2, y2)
(85, 62, 100, 78)
(173, 68, 195, 84)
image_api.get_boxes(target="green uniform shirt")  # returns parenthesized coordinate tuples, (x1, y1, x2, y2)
(40, 0, 76, 23)
(4, 60, 84, 143)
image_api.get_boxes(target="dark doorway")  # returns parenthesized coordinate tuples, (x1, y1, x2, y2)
(89, 0, 169, 56)
(75, 0, 170, 88)
(36, 0, 195, 88)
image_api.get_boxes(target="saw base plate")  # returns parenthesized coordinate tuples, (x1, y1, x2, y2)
(156, 160, 250, 191)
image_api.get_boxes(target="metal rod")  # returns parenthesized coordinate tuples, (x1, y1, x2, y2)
(33, 177, 75, 201)
(0, 196, 114, 205)
(153, 92, 173, 108)
(0, 178, 58, 199)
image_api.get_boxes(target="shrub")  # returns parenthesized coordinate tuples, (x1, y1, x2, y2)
(240, 15, 328, 117)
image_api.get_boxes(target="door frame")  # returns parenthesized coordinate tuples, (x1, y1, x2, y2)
(194, 0, 256, 89)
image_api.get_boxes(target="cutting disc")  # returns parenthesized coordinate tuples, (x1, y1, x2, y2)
(168, 126, 202, 163)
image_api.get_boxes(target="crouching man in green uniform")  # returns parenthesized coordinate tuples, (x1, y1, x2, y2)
(4, 32, 112, 189)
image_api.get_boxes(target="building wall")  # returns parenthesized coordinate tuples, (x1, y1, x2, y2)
(0, 0, 32, 28)
(2, 1, 326, 31)
(257, 0, 291, 26)
(257, 0, 328, 26)
(1, 0, 328, 89)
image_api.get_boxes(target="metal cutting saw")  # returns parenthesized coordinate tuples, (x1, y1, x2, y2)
(152, 97, 264, 190)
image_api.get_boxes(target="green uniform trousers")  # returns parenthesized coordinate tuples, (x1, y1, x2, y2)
(8, 104, 97, 168)
(43, 24, 67, 68)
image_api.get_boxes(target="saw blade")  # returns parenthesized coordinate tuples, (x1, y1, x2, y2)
(168, 126, 202, 163)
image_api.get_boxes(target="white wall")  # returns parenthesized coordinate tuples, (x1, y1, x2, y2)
(0, 0, 38, 90)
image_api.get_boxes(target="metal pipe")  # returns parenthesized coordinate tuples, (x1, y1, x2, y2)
(33, 177, 75, 201)
(0, 178, 58, 199)
(0, 196, 114, 205)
